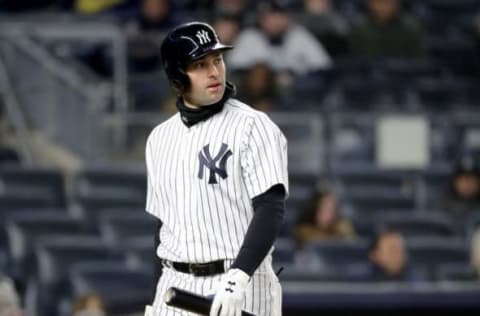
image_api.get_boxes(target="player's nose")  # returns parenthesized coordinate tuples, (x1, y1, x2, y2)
(207, 62, 220, 77)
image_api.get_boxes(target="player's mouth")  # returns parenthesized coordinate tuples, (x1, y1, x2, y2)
(207, 83, 222, 92)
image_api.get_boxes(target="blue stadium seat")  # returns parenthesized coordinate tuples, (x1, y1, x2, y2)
(429, 118, 457, 166)
(304, 238, 369, 268)
(5, 212, 97, 283)
(0, 249, 6, 274)
(406, 237, 469, 272)
(378, 213, 456, 238)
(415, 77, 477, 111)
(121, 235, 156, 274)
(98, 211, 157, 247)
(68, 261, 153, 315)
(272, 238, 296, 267)
(73, 165, 147, 220)
(333, 167, 417, 197)
(435, 262, 477, 281)
(279, 262, 371, 283)
(328, 115, 375, 168)
(0, 166, 66, 210)
(33, 236, 128, 316)
(34, 237, 127, 286)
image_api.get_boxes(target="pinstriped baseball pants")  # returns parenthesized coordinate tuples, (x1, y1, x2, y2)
(151, 256, 282, 316)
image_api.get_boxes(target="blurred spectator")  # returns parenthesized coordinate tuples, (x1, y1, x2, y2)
(433, 157, 480, 234)
(211, 11, 242, 69)
(71, 293, 107, 316)
(296, 0, 350, 56)
(73, 0, 129, 15)
(236, 62, 278, 112)
(0, 276, 23, 316)
(124, 0, 186, 73)
(212, 12, 242, 47)
(367, 229, 425, 282)
(213, 0, 249, 16)
(126, 0, 184, 32)
(293, 187, 356, 248)
(227, 0, 332, 87)
(348, 0, 426, 58)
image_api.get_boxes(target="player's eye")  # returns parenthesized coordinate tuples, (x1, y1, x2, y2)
(194, 62, 204, 69)
(214, 57, 222, 64)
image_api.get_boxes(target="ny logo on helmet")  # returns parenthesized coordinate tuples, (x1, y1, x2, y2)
(196, 30, 211, 45)
(198, 143, 232, 184)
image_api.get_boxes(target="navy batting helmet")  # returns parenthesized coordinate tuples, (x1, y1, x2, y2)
(160, 21, 233, 92)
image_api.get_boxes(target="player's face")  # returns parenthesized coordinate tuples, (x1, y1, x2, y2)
(184, 52, 226, 108)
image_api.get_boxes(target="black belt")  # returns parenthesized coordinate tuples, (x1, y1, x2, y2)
(161, 259, 225, 277)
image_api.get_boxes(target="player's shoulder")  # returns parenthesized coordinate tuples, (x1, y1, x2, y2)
(146, 113, 180, 146)
(225, 98, 284, 135)
(225, 98, 269, 121)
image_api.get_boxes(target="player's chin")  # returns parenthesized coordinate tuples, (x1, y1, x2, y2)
(206, 91, 224, 104)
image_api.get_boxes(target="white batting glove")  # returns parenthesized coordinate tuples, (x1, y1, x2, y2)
(210, 268, 250, 316)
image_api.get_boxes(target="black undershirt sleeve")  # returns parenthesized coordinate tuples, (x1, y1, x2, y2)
(230, 184, 286, 276)
(153, 218, 163, 292)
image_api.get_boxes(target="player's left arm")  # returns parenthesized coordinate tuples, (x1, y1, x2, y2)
(210, 115, 288, 316)
(210, 185, 286, 316)
(230, 183, 286, 275)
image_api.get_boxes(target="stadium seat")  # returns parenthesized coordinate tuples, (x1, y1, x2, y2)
(429, 118, 457, 166)
(73, 165, 147, 220)
(272, 238, 296, 267)
(120, 235, 156, 274)
(33, 236, 128, 316)
(304, 238, 369, 268)
(378, 213, 456, 238)
(279, 262, 371, 283)
(435, 262, 477, 282)
(0, 249, 6, 274)
(328, 114, 375, 168)
(98, 211, 157, 247)
(406, 237, 469, 273)
(5, 212, 97, 283)
(415, 77, 476, 111)
(34, 236, 126, 283)
(0, 166, 66, 210)
(333, 167, 418, 198)
(68, 261, 154, 315)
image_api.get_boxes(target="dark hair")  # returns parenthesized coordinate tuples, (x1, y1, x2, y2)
(367, 226, 402, 253)
(297, 186, 338, 225)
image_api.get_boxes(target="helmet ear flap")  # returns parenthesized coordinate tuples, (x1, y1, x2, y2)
(171, 80, 183, 93)
(170, 68, 190, 94)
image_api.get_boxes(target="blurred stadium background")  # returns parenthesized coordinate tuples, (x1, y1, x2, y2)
(0, 0, 480, 315)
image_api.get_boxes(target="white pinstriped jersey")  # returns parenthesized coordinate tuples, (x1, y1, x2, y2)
(145, 98, 289, 264)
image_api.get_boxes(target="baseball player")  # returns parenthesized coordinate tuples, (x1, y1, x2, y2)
(144, 21, 289, 316)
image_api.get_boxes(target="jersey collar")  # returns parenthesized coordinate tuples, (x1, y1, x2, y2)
(176, 81, 236, 128)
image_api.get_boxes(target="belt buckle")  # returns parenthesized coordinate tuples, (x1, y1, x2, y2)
(188, 263, 196, 275)
(163, 259, 172, 269)
(190, 262, 211, 276)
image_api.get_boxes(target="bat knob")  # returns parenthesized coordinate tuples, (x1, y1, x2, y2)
(164, 287, 176, 304)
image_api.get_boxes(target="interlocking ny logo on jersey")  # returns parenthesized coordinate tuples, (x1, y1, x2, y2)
(196, 30, 211, 45)
(198, 143, 232, 184)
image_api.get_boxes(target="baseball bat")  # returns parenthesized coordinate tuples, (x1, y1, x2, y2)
(164, 287, 256, 316)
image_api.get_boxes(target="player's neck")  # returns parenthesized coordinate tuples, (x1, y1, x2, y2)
(182, 97, 201, 110)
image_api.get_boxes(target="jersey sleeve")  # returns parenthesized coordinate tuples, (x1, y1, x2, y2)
(240, 113, 289, 199)
(145, 136, 160, 217)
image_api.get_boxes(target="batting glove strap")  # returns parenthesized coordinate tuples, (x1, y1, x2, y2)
(210, 268, 250, 316)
